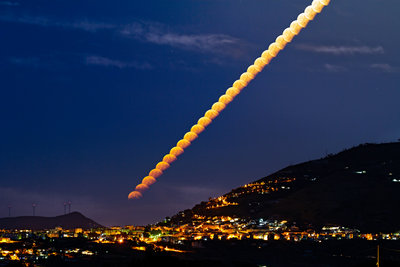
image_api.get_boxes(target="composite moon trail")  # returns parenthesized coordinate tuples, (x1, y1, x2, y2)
(128, 0, 331, 199)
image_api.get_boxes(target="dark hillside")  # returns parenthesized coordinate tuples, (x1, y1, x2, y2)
(167, 142, 400, 232)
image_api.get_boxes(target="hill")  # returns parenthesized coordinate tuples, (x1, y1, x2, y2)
(0, 212, 103, 230)
(167, 142, 400, 232)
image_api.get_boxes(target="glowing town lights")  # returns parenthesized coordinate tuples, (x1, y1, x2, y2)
(128, 0, 331, 199)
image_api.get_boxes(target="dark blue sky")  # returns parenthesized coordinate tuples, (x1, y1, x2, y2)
(1, 0, 399, 226)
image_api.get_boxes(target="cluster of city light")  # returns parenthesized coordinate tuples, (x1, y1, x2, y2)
(128, 0, 331, 199)
(206, 196, 238, 209)
(2, 223, 400, 263)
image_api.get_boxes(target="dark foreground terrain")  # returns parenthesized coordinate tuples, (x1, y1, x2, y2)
(1, 238, 400, 267)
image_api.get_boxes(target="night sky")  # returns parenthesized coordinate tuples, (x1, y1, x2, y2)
(1, 0, 399, 226)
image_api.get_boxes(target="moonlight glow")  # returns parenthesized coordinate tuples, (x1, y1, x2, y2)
(128, 0, 331, 199)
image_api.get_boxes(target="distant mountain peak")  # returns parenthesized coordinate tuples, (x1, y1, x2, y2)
(0, 212, 104, 230)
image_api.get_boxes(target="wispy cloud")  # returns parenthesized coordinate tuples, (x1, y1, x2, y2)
(9, 55, 152, 70)
(0, 14, 246, 59)
(0, 14, 115, 32)
(369, 63, 397, 73)
(0, 1, 19, 6)
(69, 21, 115, 32)
(120, 22, 244, 56)
(85, 56, 152, 70)
(324, 63, 347, 72)
(9, 57, 43, 67)
(295, 44, 384, 55)
(148, 33, 237, 51)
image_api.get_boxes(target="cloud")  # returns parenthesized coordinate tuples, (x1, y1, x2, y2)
(0, 14, 239, 53)
(85, 56, 152, 70)
(0, 14, 246, 60)
(69, 21, 115, 32)
(9, 57, 43, 67)
(0, 1, 19, 6)
(369, 63, 397, 73)
(148, 33, 236, 51)
(0, 15, 48, 27)
(8, 55, 152, 70)
(120, 22, 244, 56)
(324, 63, 347, 72)
(295, 44, 384, 55)
(0, 14, 115, 32)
